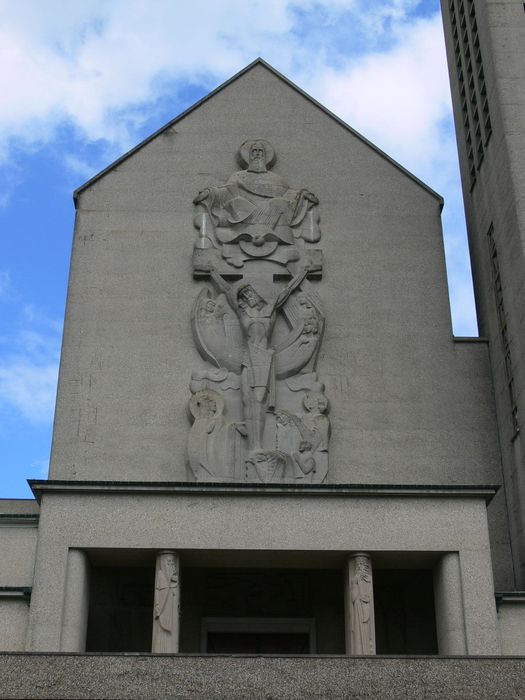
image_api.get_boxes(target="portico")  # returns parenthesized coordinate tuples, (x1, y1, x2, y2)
(25, 481, 499, 656)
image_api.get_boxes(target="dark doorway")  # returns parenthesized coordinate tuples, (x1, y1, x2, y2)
(207, 631, 310, 654)
(180, 567, 345, 654)
(86, 566, 153, 652)
(374, 569, 438, 654)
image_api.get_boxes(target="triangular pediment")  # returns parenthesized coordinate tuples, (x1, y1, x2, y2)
(73, 58, 442, 207)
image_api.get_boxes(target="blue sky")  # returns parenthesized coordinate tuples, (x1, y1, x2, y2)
(0, 0, 476, 498)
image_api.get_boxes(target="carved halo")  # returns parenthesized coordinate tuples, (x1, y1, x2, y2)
(188, 389, 225, 420)
(238, 139, 276, 169)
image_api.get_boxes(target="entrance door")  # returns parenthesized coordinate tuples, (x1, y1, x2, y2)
(207, 631, 310, 654)
(202, 617, 316, 654)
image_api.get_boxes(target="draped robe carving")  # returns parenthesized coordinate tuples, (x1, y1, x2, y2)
(188, 140, 330, 483)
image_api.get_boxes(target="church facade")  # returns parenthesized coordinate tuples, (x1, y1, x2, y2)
(1, 1, 525, 696)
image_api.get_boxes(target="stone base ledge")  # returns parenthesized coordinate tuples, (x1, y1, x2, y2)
(1, 654, 525, 699)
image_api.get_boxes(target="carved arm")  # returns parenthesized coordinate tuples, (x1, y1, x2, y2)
(275, 268, 308, 308)
(209, 269, 231, 296)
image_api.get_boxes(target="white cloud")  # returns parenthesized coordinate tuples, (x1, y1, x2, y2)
(0, 0, 477, 333)
(299, 12, 477, 334)
(309, 14, 450, 169)
(0, 304, 61, 425)
(0, 0, 294, 157)
(346, 0, 424, 37)
(0, 360, 58, 424)
(63, 154, 99, 180)
(0, 1, 438, 160)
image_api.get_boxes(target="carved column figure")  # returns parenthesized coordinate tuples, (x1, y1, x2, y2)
(152, 550, 180, 653)
(345, 552, 376, 655)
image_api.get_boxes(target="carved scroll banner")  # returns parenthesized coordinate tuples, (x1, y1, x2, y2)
(188, 139, 330, 484)
(344, 553, 376, 655)
(152, 551, 180, 653)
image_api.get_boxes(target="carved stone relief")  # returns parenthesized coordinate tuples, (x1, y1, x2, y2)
(152, 551, 180, 653)
(188, 139, 330, 483)
(346, 553, 376, 655)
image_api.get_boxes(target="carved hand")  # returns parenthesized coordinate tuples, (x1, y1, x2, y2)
(193, 188, 210, 205)
(304, 191, 319, 205)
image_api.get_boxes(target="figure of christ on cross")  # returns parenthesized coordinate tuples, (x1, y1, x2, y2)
(210, 267, 308, 458)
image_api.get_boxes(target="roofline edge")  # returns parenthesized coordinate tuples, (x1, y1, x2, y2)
(73, 57, 443, 208)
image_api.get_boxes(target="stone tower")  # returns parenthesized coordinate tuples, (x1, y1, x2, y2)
(440, 0, 525, 586)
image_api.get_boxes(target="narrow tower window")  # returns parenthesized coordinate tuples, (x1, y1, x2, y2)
(449, 0, 492, 188)
(487, 225, 519, 437)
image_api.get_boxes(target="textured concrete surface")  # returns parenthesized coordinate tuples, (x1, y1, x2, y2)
(43, 60, 512, 593)
(51, 62, 501, 493)
(0, 500, 38, 651)
(0, 520, 38, 587)
(25, 491, 499, 654)
(441, 0, 525, 588)
(1, 654, 525, 699)
(0, 601, 29, 652)
(498, 601, 525, 655)
(0, 500, 39, 516)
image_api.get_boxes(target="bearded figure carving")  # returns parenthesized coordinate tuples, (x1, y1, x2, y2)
(188, 140, 330, 483)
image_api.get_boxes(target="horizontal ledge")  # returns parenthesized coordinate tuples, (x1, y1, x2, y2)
(495, 591, 525, 605)
(28, 480, 498, 503)
(0, 652, 523, 660)
(453, 336, 488, 343)
(0, 514, 39, 526)
(0, 587, 32, 601)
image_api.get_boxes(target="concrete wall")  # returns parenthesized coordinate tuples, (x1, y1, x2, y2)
(0, 500, 39, 587)
(440, 0, 525, 587)
(0, 601, 29, 652)
(498, 601, 525, 655)
(25, 491, 499, 654)
(0, 500, 39, 652)
(2, 654, 525, 700)
(50, 63, 501, 492)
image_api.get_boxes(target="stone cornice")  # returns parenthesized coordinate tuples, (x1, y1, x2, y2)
(0, 513, 39, 527)
(28, 480, 498, 504)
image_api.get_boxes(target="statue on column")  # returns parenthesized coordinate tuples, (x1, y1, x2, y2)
(152, 551, 180, 653)
(349, 553, 376, 655)
(188, 140, 330, 483)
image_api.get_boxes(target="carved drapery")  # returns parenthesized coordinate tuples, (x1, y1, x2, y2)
(345, 553, 376, 655)
(188, 139, 330, 483)
(152, 551, 180, 653)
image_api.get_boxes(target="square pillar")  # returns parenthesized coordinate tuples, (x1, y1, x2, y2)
(59, 549, 90, 652)
(433, 552, 467, 654)
(344, 552, 376, 655)
(152, 550, 180, 653)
